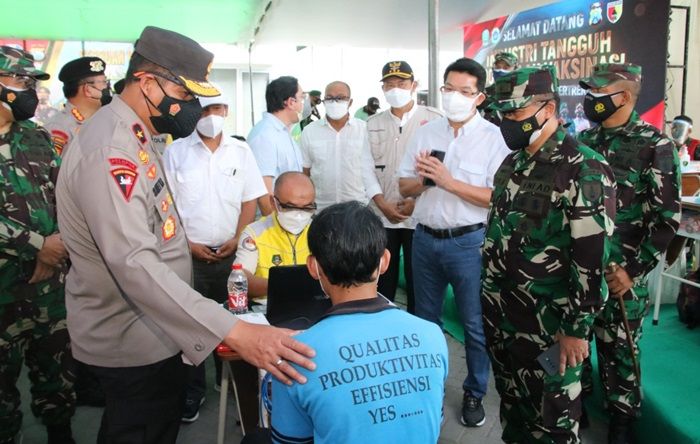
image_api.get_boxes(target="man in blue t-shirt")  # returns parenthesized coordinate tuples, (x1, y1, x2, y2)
(270, 201, 448, 444)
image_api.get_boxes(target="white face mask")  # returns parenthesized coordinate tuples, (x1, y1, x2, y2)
(324, 101, 349, 120)
(301, 97, 313, 120)
(384, 88, 412, 108)
(441, 91, 479, 122)
(196, 114, 225, 138)
(277, 210, 313, 235)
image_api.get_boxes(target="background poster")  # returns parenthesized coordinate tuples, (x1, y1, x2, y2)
(463, 0, 670, 131)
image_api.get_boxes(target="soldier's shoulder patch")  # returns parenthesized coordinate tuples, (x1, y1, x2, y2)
(241, 236, 257, 251)
(51, 129, 69, 156)
(110, 167, 138, 202)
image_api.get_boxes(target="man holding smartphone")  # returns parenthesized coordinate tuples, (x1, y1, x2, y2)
(398, 57, 509, 428)
(482, 66, 616, 442)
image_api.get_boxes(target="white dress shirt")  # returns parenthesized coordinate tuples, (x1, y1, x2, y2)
(164, 131, 268, 247)
(301, 117, 382, 210)
(398, 114, 511, 229)
(248, 112, 303, 178)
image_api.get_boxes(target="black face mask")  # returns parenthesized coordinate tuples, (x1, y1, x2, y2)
(583, 91, 624, 123)
(100, 86, 112, 106)
(500, 102, 548, 150)
(144, 81, 202, 140)
(0, 84, 39, 121)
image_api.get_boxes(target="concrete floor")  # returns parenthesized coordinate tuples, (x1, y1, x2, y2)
(18, 292, 608, 443)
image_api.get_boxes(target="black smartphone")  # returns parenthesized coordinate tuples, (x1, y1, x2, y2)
(423, 150, 446, 187)
(536, 342, 561, 376)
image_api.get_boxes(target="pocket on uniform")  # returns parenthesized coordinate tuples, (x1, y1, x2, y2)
(175, 169, 204, 204)
(457, 159, 487, 186)
(541, 365, 582, 429)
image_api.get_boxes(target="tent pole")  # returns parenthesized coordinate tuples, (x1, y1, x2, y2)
(428, 0, 439, 107)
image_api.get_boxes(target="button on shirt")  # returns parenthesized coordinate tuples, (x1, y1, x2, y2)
(248, 112, 303, 179)
(301, 117, 381, 210)
(398, 114, 511, 229)
(164, 131, 267, 247)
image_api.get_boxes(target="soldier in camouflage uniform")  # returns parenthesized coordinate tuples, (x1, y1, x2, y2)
(480, 52, 519, 126)
(482, 66, 616, 443)
(577, 63, 681, 443)
(0, 46, 75, 444)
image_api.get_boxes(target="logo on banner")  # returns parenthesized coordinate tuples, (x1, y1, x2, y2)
(607, 0, 623, 24)
(491, 28, 501, 45)
(589, 2, 603, 25)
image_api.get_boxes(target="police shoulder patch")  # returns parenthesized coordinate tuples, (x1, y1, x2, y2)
(51, 129, 69, 156)
(110, 167, 138, 202)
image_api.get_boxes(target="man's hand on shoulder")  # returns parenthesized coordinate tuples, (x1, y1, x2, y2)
(224, 321, 316, 386)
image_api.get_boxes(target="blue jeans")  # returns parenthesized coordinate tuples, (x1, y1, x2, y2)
(412, 225, 490, 399)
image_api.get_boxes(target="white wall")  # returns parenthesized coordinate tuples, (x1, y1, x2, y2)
(667, 0, 700, 129)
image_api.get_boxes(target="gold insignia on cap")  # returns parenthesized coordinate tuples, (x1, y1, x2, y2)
(90, 60, 104, 72)
(389, 61, 402, 73)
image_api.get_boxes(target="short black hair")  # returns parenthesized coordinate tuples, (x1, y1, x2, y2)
(266, 76, 299, 113)
(674, 115, 693, 125)
(443, 58, 486, 91)
(62, 80, 80, 99)
(308, 201, 387, 288)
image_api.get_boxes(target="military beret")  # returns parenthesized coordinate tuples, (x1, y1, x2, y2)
(309, 90, 322, 97)
(488, 65, 559, 113)
(0, 46, 49, 80)
(134, 26, 219, 97)
(58, 57, 106, 83)
(494, 52, 518, 68)
(381, 61, 414, 81)
(579, 63, 642, 89)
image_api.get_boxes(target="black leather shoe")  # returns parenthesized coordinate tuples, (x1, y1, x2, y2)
(608, 413, 637, 444)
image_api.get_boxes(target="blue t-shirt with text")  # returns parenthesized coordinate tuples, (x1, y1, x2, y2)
(271, 307, 448, 444)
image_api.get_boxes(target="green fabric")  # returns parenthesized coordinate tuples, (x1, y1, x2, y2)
(398, 258, 700, 443)
(586, 305, 700, 444)
(0, 0, 260, 43)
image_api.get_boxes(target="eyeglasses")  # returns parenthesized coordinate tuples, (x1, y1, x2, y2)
(0, 72, 36, 89)
(440, 85, 480, 98)
(274, 196, 317, 213)
(81, 79, 111, 89)
(323, 96, 350, 103)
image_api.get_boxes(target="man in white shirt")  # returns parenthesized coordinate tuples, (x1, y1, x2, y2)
(301, 81, 381, 210)
(398, 57, 510, 429)
(163, 93, 267, 423)
(367, 60, 443, 313)
(248, 76, 306, 215)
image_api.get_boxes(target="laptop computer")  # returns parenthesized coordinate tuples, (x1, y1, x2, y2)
(266, 265, 331, 330)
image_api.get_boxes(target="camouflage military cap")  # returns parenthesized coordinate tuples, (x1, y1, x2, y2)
(0, 46, 50, 80)
(579, 63, 642, 89)
(494, 52, 518, 68)
(488, 65, 558, 112)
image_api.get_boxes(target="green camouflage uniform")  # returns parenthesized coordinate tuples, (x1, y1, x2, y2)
(577, 64, 681, 418)
(482, 67, 616, 443)
(0, 48, 75, 443)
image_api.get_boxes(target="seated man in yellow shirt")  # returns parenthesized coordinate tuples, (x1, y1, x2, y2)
(235, 171, 316, 298)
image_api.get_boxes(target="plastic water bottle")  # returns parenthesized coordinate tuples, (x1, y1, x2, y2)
(680, 146, 691, 173)
(227, 264, 248, 314)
